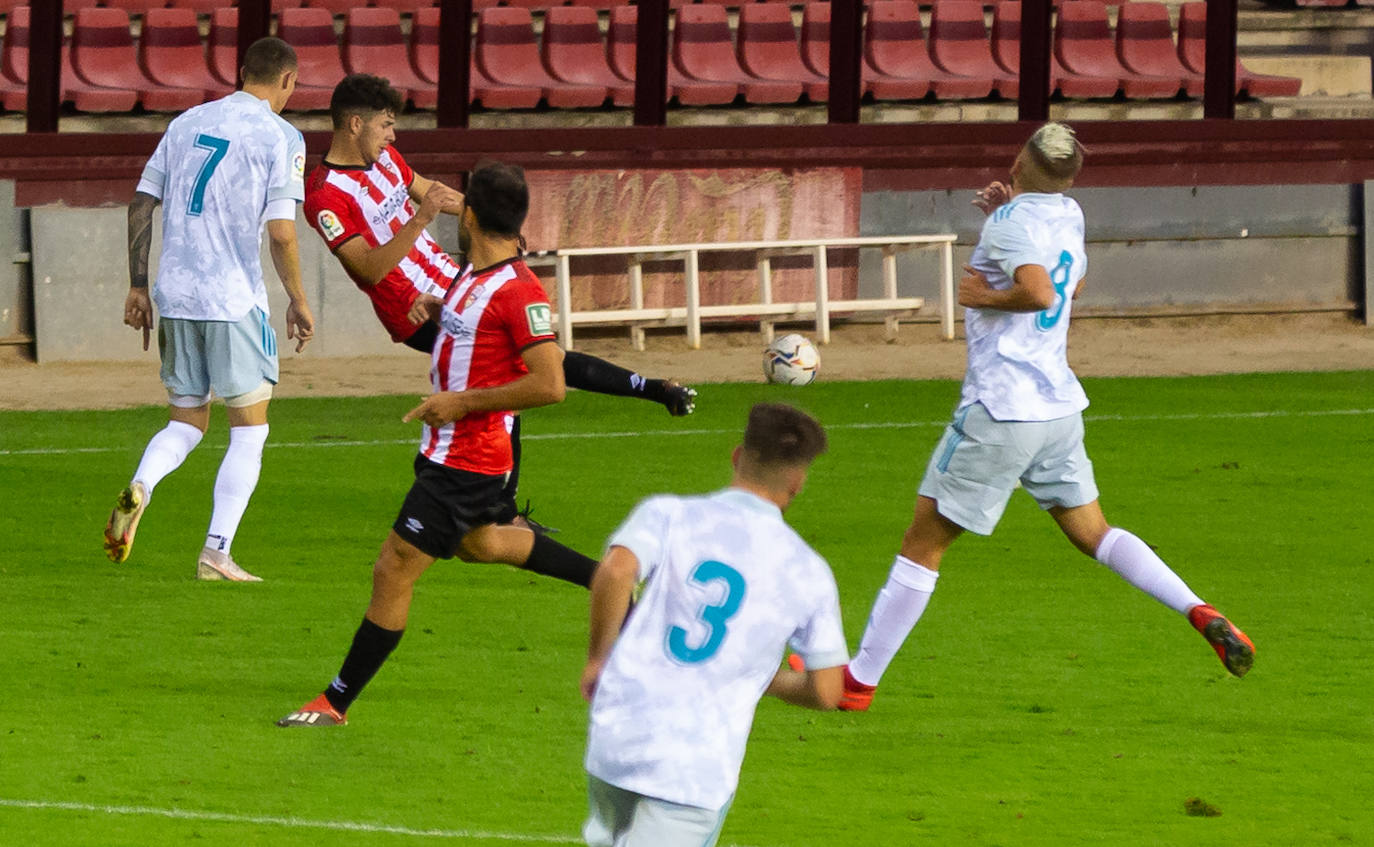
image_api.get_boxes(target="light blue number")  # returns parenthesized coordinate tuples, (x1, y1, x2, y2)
(666, 560, 746, 664)
(187, 134, 230, 216)
(1035, 250, 1075, 331)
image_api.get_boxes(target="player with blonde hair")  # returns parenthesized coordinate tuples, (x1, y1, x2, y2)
(835, 123, 1254, 711)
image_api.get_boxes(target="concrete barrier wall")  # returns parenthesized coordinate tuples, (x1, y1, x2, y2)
(858, 183, 1359, 312)
(22, 181, 1364, 362)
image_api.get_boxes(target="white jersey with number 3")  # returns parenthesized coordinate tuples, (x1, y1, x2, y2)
(585, 488, 849, 811)
(137, 91, 306, 322)
(963, 192, 1090, 422)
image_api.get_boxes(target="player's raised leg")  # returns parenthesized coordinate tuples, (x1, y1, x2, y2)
(562, 350, 696, 416)
(1052, 501, 1255, 677)
(845, 496, 962, 710)
(105, 404, 208, 563)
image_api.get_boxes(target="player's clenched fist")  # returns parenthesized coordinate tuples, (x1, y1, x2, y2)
(403, 391, 470, 427)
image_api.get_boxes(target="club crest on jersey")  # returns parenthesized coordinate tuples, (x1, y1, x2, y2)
(317, 210, 345, 241)
(461, 283, 485, 311)
(526, 304, 552, 336)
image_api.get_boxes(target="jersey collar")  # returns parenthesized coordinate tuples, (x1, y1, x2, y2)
(716, 487, 782, 518)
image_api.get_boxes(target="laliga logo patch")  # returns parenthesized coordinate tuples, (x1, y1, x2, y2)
(317, 210, 345, 241)
(292, 151, 306, 180)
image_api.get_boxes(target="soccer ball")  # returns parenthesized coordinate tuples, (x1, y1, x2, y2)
(763, 334, 820, 386)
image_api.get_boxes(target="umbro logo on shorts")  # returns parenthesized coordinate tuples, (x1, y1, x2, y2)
(405, 517, 424, 533)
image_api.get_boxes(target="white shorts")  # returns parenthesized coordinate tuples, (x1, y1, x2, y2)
(158, 308, 279, 402)
(918, 402, 1098, 536)
(584, 776, 732, 847)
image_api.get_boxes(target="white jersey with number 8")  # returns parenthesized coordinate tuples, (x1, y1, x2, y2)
(586, 488, 848, 811)
(136, 91, 306, 322)
(962, 192, 1090, 422)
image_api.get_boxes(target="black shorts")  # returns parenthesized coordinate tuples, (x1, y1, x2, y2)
(393, 454, 518, 559)
(402, 322, 439, 353)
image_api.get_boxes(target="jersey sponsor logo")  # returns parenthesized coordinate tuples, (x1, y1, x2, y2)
(317, 209, 346, 241)
(369, 187, 410, 228)
(526, 303, 552, 337)
(292, 151, 306, 181)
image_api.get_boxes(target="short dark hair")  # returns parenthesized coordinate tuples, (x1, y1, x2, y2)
(329, 73, 405, 129)
(742, 403, 828, 468)
(465, 161, 529, 238)
(241, 38, 297, 86)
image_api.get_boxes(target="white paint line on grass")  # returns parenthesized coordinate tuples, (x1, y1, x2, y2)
(0, 797, 581, 843)
(0, 797, 765, 847)
(3, 407, 1373, 458)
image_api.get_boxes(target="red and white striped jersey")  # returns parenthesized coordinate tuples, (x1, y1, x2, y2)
(420, 258, 558, 475)
(304, 146, 461, 342)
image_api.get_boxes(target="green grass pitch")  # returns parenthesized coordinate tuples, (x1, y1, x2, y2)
(1, 371, 1371, 846)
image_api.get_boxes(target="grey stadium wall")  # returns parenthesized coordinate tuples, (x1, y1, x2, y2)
(2, 120, 1372, 361)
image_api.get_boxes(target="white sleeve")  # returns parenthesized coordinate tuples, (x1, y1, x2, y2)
(268, 128, 306, 205)
(137, 135, 171, 201)
(786, 561, 849, 670)
(982, 213, 1044, 281)
(264, 198, 298, 223)
(606, 496, 676, 583)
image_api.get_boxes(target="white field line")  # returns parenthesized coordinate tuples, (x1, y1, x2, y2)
(0, 797, 573, 844)
(0, 797, 765, 847)
(2, 407, 1373, 458)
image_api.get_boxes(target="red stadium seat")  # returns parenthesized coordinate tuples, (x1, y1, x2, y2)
(344, 7, 437, 109)
(607, 4, 740, 106)
(1177, 2, 1301, 98)
(475, 7, 608, 108)
(410, 7, 543, 109)
(865, 0, 992, 99)
(737, 2, 828, 103)
(0, 8, 140, 113)
(209, 7, 239, 87)
(1055, 0, 1180, 98)
(1115, 1, 1203, 97)
(371, 0, 437, 10)
(991, 1, 1117, 98)
(543, 6, 634, 108)
(167, 0, 224, 10)
(928, 0, 1017, 98)
(276, 7, 348, 109)
(304, 0, 359, 14)
(142, 8, 235, 101)
(801, 2, 929, 102)
(273, 0, 307, 9)
(71, 7, 204, 111)
(101, 0, 169, 12)
(673, 4, 802, 104)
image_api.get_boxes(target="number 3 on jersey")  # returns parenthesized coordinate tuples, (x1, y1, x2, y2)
(188, 134, 230, 217)
(666, 560, 747, 664)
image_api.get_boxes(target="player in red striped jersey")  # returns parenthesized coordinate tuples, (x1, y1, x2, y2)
(305, 74, 694, 526)
(279, 161, 599, 727)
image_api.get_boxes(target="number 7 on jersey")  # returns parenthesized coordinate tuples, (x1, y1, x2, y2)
(188, 134, 230, 217)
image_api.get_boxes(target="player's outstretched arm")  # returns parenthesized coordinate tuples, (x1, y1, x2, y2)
(581, 545, 639, 702)
(765, 663, 843, 711)
(409, 173, 465, 216)
(268, 219, 314, 352)
(336, 182, 461, 286)
(124, 191, 160, 351)
(402, 340, 566, 427)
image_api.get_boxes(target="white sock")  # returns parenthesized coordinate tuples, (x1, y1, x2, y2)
(848, 555, 940, 687)
(205, 424, 269, 555)
(132, 420, 203, 497)
(1094, 527, 1204, 614)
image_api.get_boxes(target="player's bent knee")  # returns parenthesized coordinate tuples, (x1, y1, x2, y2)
(225, 381, 273, 408)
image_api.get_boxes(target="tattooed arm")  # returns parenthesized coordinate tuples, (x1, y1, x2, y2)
(125, 191, 159, 351)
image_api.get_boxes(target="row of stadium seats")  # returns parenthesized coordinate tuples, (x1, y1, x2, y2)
(0, 1, 1299, 114)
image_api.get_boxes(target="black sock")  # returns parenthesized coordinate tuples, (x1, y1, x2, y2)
(562, 351, 669, 404)
(324, 617, 405, 713)
(524, 533, 598, 588)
